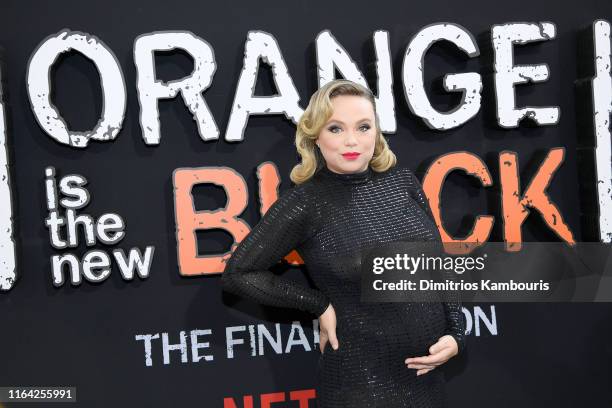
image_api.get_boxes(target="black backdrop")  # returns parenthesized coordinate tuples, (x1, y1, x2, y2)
(1, 0, 611, 407)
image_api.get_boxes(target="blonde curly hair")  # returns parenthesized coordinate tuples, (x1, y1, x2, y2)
(290, 79, 397, 184)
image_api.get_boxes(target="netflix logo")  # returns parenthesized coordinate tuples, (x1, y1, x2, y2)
(224, 388, 316, 408)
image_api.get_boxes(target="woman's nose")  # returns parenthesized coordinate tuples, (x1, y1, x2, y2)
(344, 130, 358, 145)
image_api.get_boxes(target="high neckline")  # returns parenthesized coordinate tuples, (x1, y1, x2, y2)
(317, 165, 373, 185)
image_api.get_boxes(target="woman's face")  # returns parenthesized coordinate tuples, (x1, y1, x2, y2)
(316, 95, 377, 174)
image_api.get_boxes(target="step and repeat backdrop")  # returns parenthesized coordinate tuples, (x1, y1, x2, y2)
(1, 0, 611, 406)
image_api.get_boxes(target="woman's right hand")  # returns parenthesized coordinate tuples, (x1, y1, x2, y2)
(318, 303, 338, 353)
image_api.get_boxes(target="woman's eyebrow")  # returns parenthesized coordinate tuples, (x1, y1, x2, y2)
(326, 118, 373, 125)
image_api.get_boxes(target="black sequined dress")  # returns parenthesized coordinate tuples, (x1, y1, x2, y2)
(221, 164, 466, 408)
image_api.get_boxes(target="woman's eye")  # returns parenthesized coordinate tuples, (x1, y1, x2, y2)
(327, 124, 370, 133)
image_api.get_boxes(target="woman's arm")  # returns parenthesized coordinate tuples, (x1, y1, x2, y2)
(221, 186, 331, 317)
(403, 167, 467, 354)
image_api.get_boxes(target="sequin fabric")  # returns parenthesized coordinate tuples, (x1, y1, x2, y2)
(221, 164, 466, 408)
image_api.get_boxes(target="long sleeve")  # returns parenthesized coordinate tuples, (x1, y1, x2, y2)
(220, 186, 331, 317)
(404, 167, 467, 354)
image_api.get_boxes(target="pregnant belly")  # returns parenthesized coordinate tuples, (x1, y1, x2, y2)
(334, 301, 447, 357)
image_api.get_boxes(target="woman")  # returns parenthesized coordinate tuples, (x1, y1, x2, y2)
(221, 79, 465, 407)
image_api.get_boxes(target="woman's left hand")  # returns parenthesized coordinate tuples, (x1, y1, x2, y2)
(404, 335, 459, 376)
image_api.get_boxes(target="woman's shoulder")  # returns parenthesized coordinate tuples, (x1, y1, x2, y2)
(273, 182, 321, 240)
(377, 165, 426, 193)
(276, 182, 308, 203)
(288, 173, 323, 196)
(376, 164, 414, 180)
(274, 181, 318, 212)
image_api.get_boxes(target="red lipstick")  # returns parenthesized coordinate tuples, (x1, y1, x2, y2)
(342, 152, 360, 160)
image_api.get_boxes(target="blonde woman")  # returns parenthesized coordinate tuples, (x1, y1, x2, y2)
(221, 79, 465, 407)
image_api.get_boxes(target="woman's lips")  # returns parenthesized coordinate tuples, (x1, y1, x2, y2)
(342, 152, 360, 160)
